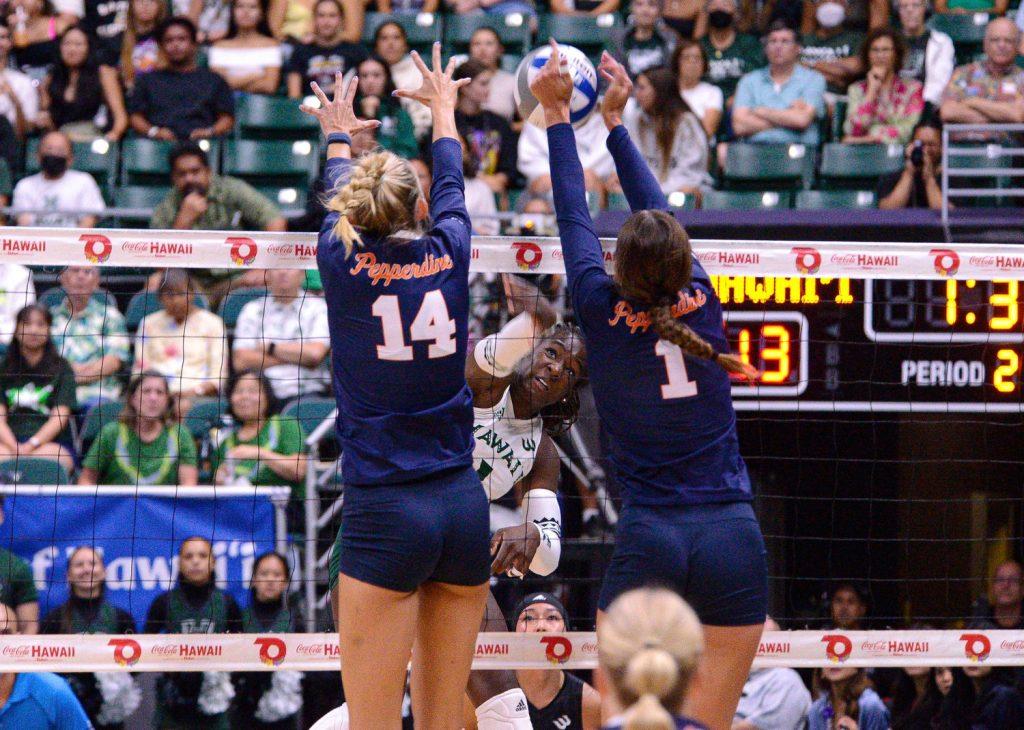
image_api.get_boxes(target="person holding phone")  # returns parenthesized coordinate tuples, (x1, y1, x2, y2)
(876, 117, 944, 210)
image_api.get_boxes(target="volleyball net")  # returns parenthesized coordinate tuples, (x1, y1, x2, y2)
(2, 227, 1024, 672)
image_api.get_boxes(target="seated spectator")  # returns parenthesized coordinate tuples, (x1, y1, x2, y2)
(232, 270, 330, 401)
(844, 29, 923, 144)
(79, 371, 199, 485)
(0, 601, 91, 726)
(144, 536, 242, 729)
(896, 0, 954, 116)
(732, 617, 811, 730)
(111, 0, 166, 91)
(80, 0, 130, 63)
(468, 26, 517, 121)
(621, 65, 709, 196)
(0, 305, 76, 473)
(808, 668, 889, 730)
(233, 552, 303, 728)
(0, 265, 34, 345)
(50, 266, 130, 408)
(940, 18, 1024, 141)
(374, 20, 430, 139)
(513, 593, 601, 728)
(608, 0, 680, 79)
(800, 0, 863, 96)
(890, 665, 947, 729)
(659, 0, 704, 39)
(971, 558, 1024, 629)
(701, 0, 765, 103)
(455, 59, 518, 196)
(355, 55, 417, 158)
(458, 133, 499, 234)
(598, 587, 705, 728)
(675, 38, 724, 137)
(877, 118, 945, 210)
(936, 0, 1008, 16)
(964, 666, 1024, 728)
(550, 0, 620, 17)
(39, 546, 140, 729)
(184, 0, 230, 43)
(733, 21, 826, 145)
(210, 0, 282, 94)
(445, 0, 537, 22)
(36, 26, 128, 141)
(519, 109, 613, 196)
(269, 0, 312, 40)
(0, 496, 38, 633)
(827, 581, 868, 629)
(134, 270, 228, 417)
(13, 130, 105, 227)
(128, 16, 235, 141)
(759, 0, 804, 35)
(285, 0, 367, 99)
(7, 0, 73, 80)
(0, 22, 39, 140)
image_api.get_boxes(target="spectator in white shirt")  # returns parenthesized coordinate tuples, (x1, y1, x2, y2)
(674, 38, 724, 138)
(0, 23, 38, 139)
(732, 617, 811, 730)
(12, 131, 105, 227)
(232, 269, 330, 402)
(517, 109, 614, 198)
(0, 265, 35, 345)
(896, 0, 954, 112)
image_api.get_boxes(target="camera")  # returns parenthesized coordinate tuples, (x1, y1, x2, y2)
(910, 140, 924, 168)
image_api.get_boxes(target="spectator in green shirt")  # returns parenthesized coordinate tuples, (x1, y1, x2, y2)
(936, 0, 1008, 15)
(607, 0, 682, 78)
(700, 0, 765, 102)
(355, 55, 418, 160)
(0, 496, 39, 634)
(800, 0, 864, 95)
(0, 305, 76, 474)
(78, 371, 199, 486)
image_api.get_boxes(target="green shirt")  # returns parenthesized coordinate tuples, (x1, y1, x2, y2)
(0, 360, 77, 441)
(210, 415, 304, 497)
(801, 30, 864, 94)
(0, 548, 37, 607)
(0, 159, 11, 199)
(49, 297, 131, 404)
(374, 102, 418, 160)
(151, 174, 281, 231)
(946, 0, 994, 8)
(701, 33, 766, 100)
(83, 421, 198, 486)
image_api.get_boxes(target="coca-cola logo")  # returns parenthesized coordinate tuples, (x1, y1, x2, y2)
(960, 633, 991, 662)
(228, 236, 258, 266)
(511, 241, 543, 271)
(822, 634, 852, 663)
(1, 645, 30, 658)
(121, 242, 150, 254)
(930, 248, 960, 277)
(109, 638, 142, 667)
(254, 637, 287, 666)
(151, 644, 179, 657)
(540, 636, 572, 664)
(267, 243, 294, 256)
(1000, 639, 1024, 652)
(792, 247, 822, 275)
(968, 256, 996, 267)
(295, 643, 339, 657)
(861, 640, 888, 652)
(81, 233, 112, 263)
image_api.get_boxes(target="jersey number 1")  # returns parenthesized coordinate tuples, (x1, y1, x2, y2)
(372, 291, 456, 361)
(656, 340, 697, 399)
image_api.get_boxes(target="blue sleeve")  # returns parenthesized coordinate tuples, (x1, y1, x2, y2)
(428, 137, 472, 257)
(605, 124, 669, 213)
(734, 73, 754, 110)
(803, 71, 826, 117)
(53, 677, 92, 729)
(859, 696, 891, 730)
(547, 123, 611, 312)
(321, 156, 352, 195)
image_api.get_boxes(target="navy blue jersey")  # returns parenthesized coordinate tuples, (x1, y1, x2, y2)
(548, 123, 751, 507)
(318, 138, 475, 485)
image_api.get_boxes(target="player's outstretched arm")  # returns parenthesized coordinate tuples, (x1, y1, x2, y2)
(598, 52, 670, 214)
(301, 72, 382, 190)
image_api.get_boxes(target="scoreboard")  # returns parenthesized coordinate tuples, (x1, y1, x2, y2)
(714, 276, 1024, 411)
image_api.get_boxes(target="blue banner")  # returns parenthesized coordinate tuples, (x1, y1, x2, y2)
(0, 488, 280, 629)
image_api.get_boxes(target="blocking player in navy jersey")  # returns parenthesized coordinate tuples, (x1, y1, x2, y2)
(303, 45, 491, 729)
(528, 43, 768, 730)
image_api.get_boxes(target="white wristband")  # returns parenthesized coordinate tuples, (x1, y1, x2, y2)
(473, 312, 542, 378)
(523, 488, 562, 577)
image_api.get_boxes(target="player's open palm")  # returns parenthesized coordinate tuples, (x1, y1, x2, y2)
(530, 40, 574, 111)
(490, 522, 541, 577)
(394, 42, 468, 110)
(301, 73, 381, 138)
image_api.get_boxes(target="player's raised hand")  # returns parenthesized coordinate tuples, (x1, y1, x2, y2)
(599, 51, 632, 129)
(530, 39, 574, 122)
(393, 42, 468, 110)
(301, 73, 382, 138)
(490, 522, 541, 577)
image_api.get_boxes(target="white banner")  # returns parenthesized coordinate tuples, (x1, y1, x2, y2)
(3, 630, 1023, 672)
(2, 227, 1020, 281)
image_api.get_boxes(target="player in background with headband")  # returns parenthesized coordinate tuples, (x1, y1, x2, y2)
(529, 42, 767, 730)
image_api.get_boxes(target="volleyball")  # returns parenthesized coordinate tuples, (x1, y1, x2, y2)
(514, 44, 599, 129)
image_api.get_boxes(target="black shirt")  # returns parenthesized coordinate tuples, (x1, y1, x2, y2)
(455, 109, 519, 184)
(128, 68, 235, 139)
(39, 594, 136, 634)
(876, 169, 940, 208)
(287, 41, 368, 95)
(47, 66, 106, 129)
(528, 671, 585, 729)
(81, 0, 129, 63)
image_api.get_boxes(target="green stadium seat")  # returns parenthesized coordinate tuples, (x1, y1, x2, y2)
(0, 457, 71, 485)
(127, 290, 208, 331)
(701, 190, 793, 210)
(830, 99, 847, 143)
(121, 137, 220, 186)
(112, 185, 169, 227)
(721, 143, 813, 191)
(818, 143, 904, 189)
(281, 396, 336, 439)
(25, 137, 117, 193)
(235, 94, 319, 141)
(795, 189, 876, 209)
(219, 287, 267, 329)
(221, 139, 319, 191)
(78, 400, 125, 451)
(946, 142, 1018, 207)
(929, 13, 989, 64)
(184, 398, 229, 440)
(443, 14, 532, 57)
(362, 11, 442, 54)
(255, 186, 307, 212)
(537, 14, 623, 62)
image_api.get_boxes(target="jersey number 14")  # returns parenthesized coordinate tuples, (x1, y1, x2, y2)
(372, 291, 457, 361)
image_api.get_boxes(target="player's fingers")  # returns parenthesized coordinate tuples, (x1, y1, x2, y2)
(445, 54, 458, 78)
(432, 41, 442, 75)
(490, 531, 503, 555)
(410, 49, 430, 77)
(344, 74, 359, 105)
(298, 105, 321, 117)
(599, 67, 614, 84)
(453, 77, 471, 90)
(310, 81, 331, 108)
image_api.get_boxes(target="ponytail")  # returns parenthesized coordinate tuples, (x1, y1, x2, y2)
(649, 303, 758, 380)
(622, 647, 680, 730)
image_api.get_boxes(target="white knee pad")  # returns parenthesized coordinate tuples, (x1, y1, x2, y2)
(309, 703, 349, 730)
(475, 688, 533, 730)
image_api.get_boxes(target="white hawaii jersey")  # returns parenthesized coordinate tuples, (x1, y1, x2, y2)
(473, 387, 544, 501)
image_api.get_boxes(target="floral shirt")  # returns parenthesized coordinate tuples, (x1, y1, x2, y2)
(844, 76, 924, 144)
(941, 61, 1024, 141)
(50, 296, 131, 404)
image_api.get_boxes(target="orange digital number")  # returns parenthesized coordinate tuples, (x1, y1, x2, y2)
(994, 349, 1019, 394)
(990, 280, 1019, 331)
(760, 324, 791, 384)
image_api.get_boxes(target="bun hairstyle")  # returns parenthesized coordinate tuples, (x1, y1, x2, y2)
(599, 588, 704, 730)
(614, 210, 754, 378)
(328, 151, 425, 257)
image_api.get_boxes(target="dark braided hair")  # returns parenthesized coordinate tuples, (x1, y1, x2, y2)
(614, 210, 755, 379)
(512, 322, 587, 436)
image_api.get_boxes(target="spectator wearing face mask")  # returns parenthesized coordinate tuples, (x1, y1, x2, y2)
(12, 130, 105, 227)
(896, 0, 954, 116)
(800, 0, 863, 97)
(700, 0, 765, 103)
(607, 0, 681, 79)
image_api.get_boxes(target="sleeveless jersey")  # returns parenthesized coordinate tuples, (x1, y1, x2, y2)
(241, 605, 294, 633)
(67, 601, 119, 634)
(528, 672, 585, 730)
(472, 386, 544, 501)
(167, 588, 228, 634)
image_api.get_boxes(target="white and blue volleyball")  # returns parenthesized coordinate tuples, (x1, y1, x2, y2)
(514, 44, 598, 129)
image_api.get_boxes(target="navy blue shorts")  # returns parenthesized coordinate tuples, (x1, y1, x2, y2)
(598, 501, 767, 626)
(334, 466, 491, 593)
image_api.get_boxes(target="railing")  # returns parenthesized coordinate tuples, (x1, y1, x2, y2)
(941, 123, 1024, 231)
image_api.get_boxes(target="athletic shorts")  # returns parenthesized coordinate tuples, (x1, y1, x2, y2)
(598, 501, 767, 626)
(330, 465, 490, 593)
